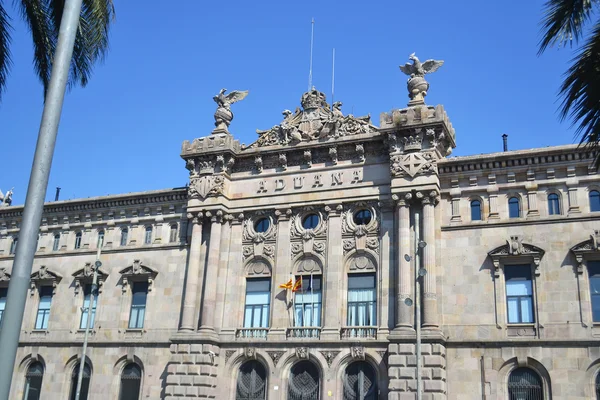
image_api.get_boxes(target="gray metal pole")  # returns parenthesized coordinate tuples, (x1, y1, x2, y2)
(415, 209, 422, 400)
(0, 0, 83, 397)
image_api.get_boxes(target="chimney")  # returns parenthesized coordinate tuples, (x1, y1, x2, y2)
(55, 187, 61, 201)
(502, 134, 508, 152)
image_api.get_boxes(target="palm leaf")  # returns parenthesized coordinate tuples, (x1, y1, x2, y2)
(559, 22, 600, 165)
(538, 0, 596, 54)
(0, 2, 12, 101)
(18, 0, 54, 97)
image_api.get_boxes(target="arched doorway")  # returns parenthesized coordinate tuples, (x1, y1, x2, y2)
(288, 361, 320, 400)
(508, 367, 543, 400)
(343, 362, 377, 400)
(236, 360, 267, 400)
(119, 363, 142, 400)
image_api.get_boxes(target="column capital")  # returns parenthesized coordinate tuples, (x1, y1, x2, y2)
(419, 190, 440, 206)
(187, 211, 204, 225)
(206, 210, 224, 224)
(324, 204, 343, 217)
(392, 192, 412, 207)
(275, 208, 293, 221)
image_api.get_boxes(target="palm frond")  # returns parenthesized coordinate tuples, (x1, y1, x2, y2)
(0, 2, 12, 101)
(558, 22, 600, 165)
(538, 0, 596, 54)
(19, 0, 54, 97)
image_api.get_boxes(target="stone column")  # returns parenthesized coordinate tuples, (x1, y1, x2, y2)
(379, 204, 394, 334)
(422, 191, 439, 329)
(450, 196, 461, 223)
(222, 214, 244, 334)
(395, 193, 413, 330)
(199, 210, 222, 333)
(526, 183, 539, 218)
(180, 212, 204, 331)
(270, 209, 292, 338)
(321, 204, 343, 339)
(567, 184, 580, 214)
(488, 192, 499, 219)
(213, 215, 232, 331)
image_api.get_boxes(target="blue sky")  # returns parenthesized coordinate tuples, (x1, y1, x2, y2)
(0, 0, 578, 205)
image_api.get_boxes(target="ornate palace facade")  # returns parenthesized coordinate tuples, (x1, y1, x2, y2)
(1, 57, 600, 399)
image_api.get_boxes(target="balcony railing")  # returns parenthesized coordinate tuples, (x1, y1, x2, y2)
(236, 328, 268, 340)
(340, 326, 377, 339)
(287, 327, 321, 339)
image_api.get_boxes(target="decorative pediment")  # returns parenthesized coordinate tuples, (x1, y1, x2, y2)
(30, 266, 63, 295)
(244, 258, 272, 277)
(570, 230, 600, 274)
(488, 236, 545, 277)
(119, 259, 158, 293)
(72, 263, 109, 294)
(0, 267, 10, 282)
(247, 89, 378, 148)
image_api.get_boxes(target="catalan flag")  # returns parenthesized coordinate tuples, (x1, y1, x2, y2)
(292, 276, 303, 292)
(279, 278, 294, 290)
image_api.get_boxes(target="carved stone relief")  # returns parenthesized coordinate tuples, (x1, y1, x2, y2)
(295, 347, 309, 360)
(320, 350, 341, 368)
(188, 175, 224, 199)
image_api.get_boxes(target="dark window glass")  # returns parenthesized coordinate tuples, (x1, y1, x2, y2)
(97, 230, 105, 248)
(236, 361, 267, 400)
(144, 226, 152, 245)
(129, 282, 148, 329)
(52, 234, 60, 251)
(353, 210, 372, 226)
(120, 228, 128, 246)
(254, 218, 270, 233)
(471, 200, 482, 221)
(23, 362, 44, 400)
(595, 371, 600, 400)
(505, 266, 534, 324)
(347, 274, 376, 326)
(548, 193, 560, 215)
(302, 214, 319, 230)
(343, 362, 378, 400)
(508, 197, 520, 218)
(80, 284, 98, 329)
(70, 363, 91, 400)
(74, 232, 82, 249)
(591, 190, 600, 212)
(243, 278, 271, 328)
(589, 261, 600, 322)
(508, 368, 543, 399)
(294, 275, 322, 327)
(169, 224, 178, 243)
(0, 287, 7, 327)
(9, 237, 17, 255)
(288, 361, 320, 400)
(35, 286, 53, 330)
(119, 363, 142, 400)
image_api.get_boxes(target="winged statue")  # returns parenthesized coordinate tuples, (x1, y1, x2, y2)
(212, 88, 249, 133)
(399, 53, 444, 105)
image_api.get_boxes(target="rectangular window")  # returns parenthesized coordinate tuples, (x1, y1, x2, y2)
(52, 234, 60, 251)
(169, 225, 178, 243)
(35, 286, 53, 330)
(0, 287, 7, 327)
(80, 284, 98, 329)
(347, 273, 377, 326)
(128, 282, 148, 329)
(144, 227, 152, 245)
(505, 265, 534, 324)
(9, 237, 17, 255)
(293, 275, 322, 327)
(120, 229, 128, 247)
(589, 261, 600, 322)
(74, 233, 82, 249)
(243, 278, 271, 328)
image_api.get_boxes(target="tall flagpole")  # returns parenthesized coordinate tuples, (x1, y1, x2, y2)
(0, 0, 84, 398)
(331, 48, 336, 107)
(308, 18, 315, 91)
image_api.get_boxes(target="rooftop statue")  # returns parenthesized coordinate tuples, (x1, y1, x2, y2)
(0, 187, 13, 207)
(399, 53, 444, 106)
(212, 88, 249, 133)
(249, 88, 377, 148)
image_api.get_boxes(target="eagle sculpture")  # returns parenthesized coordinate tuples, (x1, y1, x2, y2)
(212, 88, 249, 132)
(399, 53, 444, 78)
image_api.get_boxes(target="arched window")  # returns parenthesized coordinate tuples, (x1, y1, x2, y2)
(508, 367, 543, 400)
(97, 230, 105, 248)
(74, 232, 82, 250)
(302, 214, 320, 230)
(353, 210, 372, 225)
(470, 200, 482, 221)
(288, 361, 320, 400)
(591, 190, 600, 212)
(120, 228, 128, 247)
(595, 371, 600, 399)
(144, 226, 152, 245)
(22, 362, 44, 400)
(69, 363, 91, 400)
(9, 237, 17, 255)
(548, 193, 560, 215)
(52, 234, 60, 251)
(508, 197, 520, 218)
(343, 362, 377, 400)
(119, 363, 142, 400)
(169, 224, 178, 243)
(254, 218, 270, 233)
(235, 361, 266, 400)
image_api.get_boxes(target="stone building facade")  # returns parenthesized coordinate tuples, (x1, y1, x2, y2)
(1, 62, 600, 399)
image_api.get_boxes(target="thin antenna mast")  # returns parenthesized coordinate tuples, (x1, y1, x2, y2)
(308, 18, 315, 91)
(331, 48, 336, 108)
